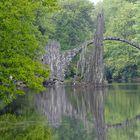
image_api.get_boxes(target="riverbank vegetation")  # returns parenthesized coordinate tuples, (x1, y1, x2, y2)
(0, 0, 58, 103)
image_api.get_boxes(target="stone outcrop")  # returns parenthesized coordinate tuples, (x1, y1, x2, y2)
(77, 13, 105, 85)
(42, 40, 82, 81)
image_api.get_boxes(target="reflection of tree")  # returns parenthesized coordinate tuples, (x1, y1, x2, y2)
(0, 94, 52, 140)
(105, 83, 140, 127)
(0, 114, 52, 140)
(54, 117, 95, 140)
(107, 114, 140, 129)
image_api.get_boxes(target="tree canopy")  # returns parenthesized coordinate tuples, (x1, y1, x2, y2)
(51, 0, 96, 50)
(102, 0, 140, 80)
(0, 0, 58, 103)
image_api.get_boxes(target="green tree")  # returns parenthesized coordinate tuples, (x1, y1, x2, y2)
(103, 0, 140, 80)
(0, 0, 58, 103)
(51, 0, 95, 50)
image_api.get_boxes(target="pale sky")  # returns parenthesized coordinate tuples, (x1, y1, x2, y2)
(89, 0, 102, 4)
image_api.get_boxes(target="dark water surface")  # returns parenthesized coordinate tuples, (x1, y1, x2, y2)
(0, 83, 140, 140)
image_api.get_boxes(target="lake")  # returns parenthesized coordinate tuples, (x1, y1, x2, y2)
(0, 83, 140, 140)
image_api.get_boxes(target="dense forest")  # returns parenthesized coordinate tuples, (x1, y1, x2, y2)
(0, 0, 140, 139)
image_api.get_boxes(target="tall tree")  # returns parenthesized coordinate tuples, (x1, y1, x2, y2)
(0, 0, 58, 103)
(51, 0, 95, 50)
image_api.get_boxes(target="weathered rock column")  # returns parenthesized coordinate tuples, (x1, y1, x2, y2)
(91, 13, 105, 85)
(42, 40, 83, 82)
(42, 40, 64, 81)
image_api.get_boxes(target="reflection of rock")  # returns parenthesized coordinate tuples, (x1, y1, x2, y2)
(35, 85, 106, 140)
(35, 86, 92, 127)
(72, 87, 106, 140)
(91, 88, 106, 140)
(35, 86, 76, 126)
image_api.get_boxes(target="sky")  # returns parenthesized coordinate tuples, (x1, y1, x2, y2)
(89, 0, 102, 4)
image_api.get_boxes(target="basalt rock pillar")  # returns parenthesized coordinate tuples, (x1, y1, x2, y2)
(89, 13, 105, 85)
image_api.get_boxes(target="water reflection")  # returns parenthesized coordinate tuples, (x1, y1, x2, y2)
(35, 86, 74, 126)
(1, 84, 140, 140)
(35, 86, 106, 140)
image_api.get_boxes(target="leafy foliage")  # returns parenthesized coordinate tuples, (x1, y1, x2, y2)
(103, 0, 140, 80)
(51, 0, 95, 50)
(0, 0, 59, 103)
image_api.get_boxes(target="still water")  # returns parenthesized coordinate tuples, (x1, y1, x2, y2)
(0, 83, 140, 140)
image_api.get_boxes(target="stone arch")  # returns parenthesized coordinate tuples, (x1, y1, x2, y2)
(43, 12, 140, 84)
(85, 37, 140, 50)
